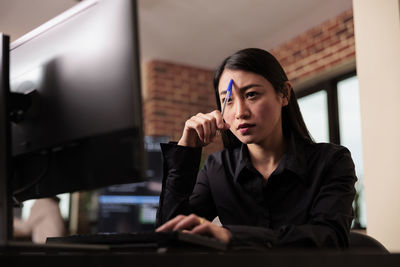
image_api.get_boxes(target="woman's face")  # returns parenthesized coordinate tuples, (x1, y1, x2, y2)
(218, 69, 288, 146)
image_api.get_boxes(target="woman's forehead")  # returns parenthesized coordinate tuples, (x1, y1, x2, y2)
(218, 70, 269, 93)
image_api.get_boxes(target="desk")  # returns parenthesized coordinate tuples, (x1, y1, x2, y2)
(1, 244, 400, 267)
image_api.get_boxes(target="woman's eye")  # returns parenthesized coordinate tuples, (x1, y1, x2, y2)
(246, 92, 258, 98)
(221, 98, 233, 104)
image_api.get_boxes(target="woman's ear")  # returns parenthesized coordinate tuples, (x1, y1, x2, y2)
(281, 81, 292, 107)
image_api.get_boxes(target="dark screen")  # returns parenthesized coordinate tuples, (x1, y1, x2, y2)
(9, 0, 144, 201)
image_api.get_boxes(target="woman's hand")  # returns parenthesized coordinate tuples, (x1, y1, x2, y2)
(178, 110, 230, 147)
(155, 214, 232, 244)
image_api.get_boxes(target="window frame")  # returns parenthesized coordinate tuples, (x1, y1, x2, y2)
(296, 71, 357, 144)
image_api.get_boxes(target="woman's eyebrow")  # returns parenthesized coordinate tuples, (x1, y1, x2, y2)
(219, 84, 263, 95)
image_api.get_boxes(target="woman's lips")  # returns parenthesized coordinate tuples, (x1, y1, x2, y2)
(237, 123, 255, 134)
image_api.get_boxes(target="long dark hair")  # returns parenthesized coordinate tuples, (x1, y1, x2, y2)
(213, 48, 313, 148)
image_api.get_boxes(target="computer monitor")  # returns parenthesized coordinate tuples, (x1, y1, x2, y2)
(1, 33, 12, 244)
(8, 0, 145, 202)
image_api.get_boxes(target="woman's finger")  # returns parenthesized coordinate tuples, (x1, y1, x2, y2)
(205, 113, 218, 139)
(155, 215, 186, 232)
(188, 222, 212, 237)
(197, 113, 216, 143)
(185, 117, 205, 143)
(211, 110, 230, 130)
(172, 214, 204, 231)
(189, 223, 232, 243)
(192, 115, 211, 143)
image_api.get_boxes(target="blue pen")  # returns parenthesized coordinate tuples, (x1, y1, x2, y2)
(221, 79, 233, 118)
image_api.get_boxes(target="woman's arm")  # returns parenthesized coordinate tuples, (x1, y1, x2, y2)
(155, 143, 199, 227)
(156, 110, 229, 227)
(155, 144, 231, 243)
(155, 142, 217, 226)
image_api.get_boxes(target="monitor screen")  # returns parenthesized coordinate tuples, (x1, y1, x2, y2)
(97, 183, 160, 233)
(9, 0, 144, 202)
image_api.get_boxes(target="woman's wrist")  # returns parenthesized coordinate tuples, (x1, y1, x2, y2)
(177, 134, 202, 147)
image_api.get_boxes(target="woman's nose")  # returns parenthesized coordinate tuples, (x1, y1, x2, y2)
(235, 99, 250, 119)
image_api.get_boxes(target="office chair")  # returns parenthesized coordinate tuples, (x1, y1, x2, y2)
(349, 231, 389, 253)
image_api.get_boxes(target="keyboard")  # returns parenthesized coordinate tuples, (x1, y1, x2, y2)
(46, 231, 228, 251)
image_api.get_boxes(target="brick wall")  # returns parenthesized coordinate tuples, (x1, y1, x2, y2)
(271, 9, 355, 86)
(143, 60, 223, 155)
(143, 9, 356, 155)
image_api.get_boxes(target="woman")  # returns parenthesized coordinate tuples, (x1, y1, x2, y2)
(155, 48, 357, 248)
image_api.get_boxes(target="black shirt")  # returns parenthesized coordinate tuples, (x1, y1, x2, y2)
(156, 136, 357, 248)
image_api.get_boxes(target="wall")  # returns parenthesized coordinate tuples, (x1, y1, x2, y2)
(272, 9, 356, 89)
(353, 0, 400, 252)
(143, 60, 223, 156)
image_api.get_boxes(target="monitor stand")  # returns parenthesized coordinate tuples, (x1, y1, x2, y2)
(0, 33, 13, 246)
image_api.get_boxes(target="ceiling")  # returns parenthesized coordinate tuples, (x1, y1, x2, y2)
(0, 0, 352, 69)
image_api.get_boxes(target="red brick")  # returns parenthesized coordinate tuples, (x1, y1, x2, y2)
(273, 9, 355, 84)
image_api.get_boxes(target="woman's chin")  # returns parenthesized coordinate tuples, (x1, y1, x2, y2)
(236, 135, 257, 145)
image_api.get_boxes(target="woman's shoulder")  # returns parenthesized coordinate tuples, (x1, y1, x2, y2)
(204, 146, 242, 167)
(199, 146, 243, 177)
(302, 141, 353, 164)
(307, 141, 350, 154)
(296, 141, 356, 181)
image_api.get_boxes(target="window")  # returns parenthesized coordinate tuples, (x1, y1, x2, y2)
(298, 90, 329, 143)
(297, 73, 366, 229)
(337, 76, 365, 228)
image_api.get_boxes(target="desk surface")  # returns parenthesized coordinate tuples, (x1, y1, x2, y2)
(1, 244, 400, 267)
